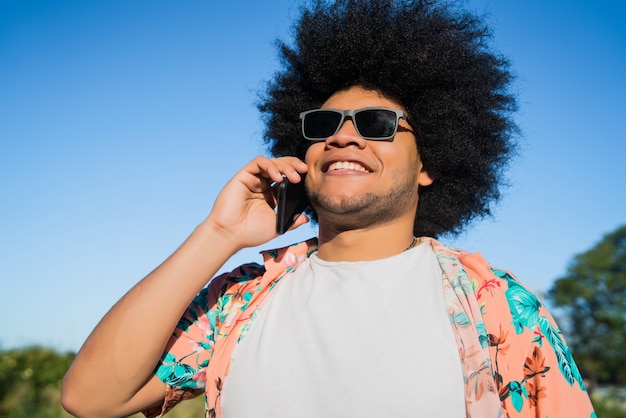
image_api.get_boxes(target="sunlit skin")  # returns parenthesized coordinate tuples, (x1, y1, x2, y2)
(304, 86, 433, 261)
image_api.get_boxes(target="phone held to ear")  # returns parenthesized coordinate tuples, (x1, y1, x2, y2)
(276, 175, 309, 235)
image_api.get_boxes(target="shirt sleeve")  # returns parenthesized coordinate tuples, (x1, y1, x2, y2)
(500, 271, 596, 417)
(145, 261, 266, 417)
(461, 252, 596, 417)
(143, 282, 218, 417)
(142, 271, 230, 417)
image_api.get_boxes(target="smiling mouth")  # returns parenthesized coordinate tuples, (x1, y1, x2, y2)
(326, 161, 370, 173)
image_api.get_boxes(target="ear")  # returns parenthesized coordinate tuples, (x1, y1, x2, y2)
(417, 167, 433, 187)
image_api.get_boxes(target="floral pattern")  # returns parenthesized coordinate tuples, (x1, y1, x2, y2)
(146, 238, 595, 418)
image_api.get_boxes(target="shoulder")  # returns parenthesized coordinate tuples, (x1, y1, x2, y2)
(260, 237, 318, 272)
(203, 237, 318, 308)
(421, 236, 529, 301)
(208, 236, 317, 285)
(427, 239, 594, 415)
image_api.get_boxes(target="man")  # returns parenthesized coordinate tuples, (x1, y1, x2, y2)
(61, 1, 595, 417)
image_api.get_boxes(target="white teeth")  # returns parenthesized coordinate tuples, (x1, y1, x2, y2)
(328, 161, 368, 172)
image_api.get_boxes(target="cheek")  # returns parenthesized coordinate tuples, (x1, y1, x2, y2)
(304, 142, 324, 165)
(380, 142, 419, 165)
(402, 142, 420, 166)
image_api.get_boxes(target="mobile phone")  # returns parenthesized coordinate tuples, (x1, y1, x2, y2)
(276, 175, 309, 234)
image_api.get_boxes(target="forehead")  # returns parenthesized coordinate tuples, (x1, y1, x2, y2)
(322, 86, 405, 111)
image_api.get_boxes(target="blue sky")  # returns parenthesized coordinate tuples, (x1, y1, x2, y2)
(1, 0, 624, 352)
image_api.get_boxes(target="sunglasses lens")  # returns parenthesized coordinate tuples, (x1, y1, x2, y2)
(303, 110, 343, 139)
(354, 109, 398, 139)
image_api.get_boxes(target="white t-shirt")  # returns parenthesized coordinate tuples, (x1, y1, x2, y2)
(223, 243, 466, 417)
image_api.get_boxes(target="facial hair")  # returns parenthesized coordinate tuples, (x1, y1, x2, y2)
(309, 168, 419, 232)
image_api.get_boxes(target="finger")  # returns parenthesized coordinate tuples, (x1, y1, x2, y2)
(278, 157, 308, 184)
(247, 156, 307, 185)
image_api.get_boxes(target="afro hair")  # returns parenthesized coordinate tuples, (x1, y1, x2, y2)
(258, 0, 518, 237)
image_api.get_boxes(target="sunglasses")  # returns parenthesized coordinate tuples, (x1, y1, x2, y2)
(299, 107, 412, 141)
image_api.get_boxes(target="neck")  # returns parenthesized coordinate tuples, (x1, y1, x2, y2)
(316, 221, 416, 262)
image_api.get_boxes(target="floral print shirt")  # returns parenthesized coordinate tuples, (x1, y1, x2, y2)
(146, 237, 595, 418)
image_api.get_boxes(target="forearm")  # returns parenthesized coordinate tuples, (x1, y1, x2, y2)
(62, 220, 240, 416)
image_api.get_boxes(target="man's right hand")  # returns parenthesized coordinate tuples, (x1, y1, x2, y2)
(203, 156, 309, 251)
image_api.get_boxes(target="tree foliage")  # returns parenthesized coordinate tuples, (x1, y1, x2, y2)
(0, 345, 205, 417)
(547, 225, 626, 385)
(0, 346, 75, 416)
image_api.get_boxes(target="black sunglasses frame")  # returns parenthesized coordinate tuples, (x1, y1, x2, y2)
(299, 107, 412, 141)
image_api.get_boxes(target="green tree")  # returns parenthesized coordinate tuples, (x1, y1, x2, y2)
(0, 346, 75, 416)
(547, 225, 626, 385)
(0, 345, 206, 417)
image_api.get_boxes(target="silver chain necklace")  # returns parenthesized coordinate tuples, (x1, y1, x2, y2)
(404, 236, 418, 251)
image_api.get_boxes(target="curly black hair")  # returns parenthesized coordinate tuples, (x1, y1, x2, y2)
(258, 0, 518, 237)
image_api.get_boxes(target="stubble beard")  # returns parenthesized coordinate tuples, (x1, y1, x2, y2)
(309, 170, 419, 232)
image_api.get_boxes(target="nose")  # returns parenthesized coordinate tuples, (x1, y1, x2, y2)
(325, 117, 366, 148)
